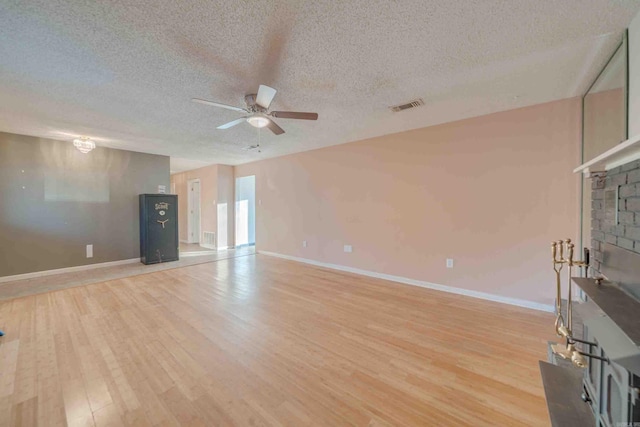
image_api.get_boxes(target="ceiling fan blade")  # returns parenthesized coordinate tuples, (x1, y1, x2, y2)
(192, 98, 246, 112)
(217, 117, 247, 129)
(266, 119, 285, 135)
(256, 85, 277, 109)
(270, 111, 318, 120)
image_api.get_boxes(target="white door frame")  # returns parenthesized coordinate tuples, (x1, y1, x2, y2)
(187, 179, 201, 244)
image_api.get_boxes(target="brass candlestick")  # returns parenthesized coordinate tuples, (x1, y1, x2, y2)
(550, 238, 591, 369)
(566, 240, 574, 335)
(551, 240, 566, 336)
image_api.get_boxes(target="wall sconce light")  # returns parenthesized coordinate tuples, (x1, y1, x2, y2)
(73, 137, 96, 154)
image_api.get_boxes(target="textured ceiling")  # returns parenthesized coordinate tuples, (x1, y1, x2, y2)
(1, 1, 639, 172)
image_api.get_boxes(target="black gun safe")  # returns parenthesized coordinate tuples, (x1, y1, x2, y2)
(139, 194, 179, 265)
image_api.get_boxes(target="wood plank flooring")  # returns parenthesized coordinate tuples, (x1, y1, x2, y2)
(0, 254, 555, 426)
(0, 247, 255, 301)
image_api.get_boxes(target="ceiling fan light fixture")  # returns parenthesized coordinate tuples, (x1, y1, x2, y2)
(73, 137, 96, 153)
(247, 115, 270, 128)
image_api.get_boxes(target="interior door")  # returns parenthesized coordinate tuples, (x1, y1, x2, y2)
(188, 180, 201, 243)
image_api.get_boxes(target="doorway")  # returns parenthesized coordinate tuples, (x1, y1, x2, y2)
(187, 179, 201, 244)
(235, 175, 255, 247)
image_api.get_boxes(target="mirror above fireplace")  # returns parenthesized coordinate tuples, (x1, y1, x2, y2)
(579, 31, 630, 253)
(583, 31, 628, 162)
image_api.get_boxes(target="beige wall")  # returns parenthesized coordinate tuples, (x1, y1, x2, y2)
(171, 165, 218, 243)
(171, 164, 235, 248)
(235, 98, 581, 305)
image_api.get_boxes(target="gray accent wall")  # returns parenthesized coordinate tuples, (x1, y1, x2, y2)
(0, 132, 170, 276)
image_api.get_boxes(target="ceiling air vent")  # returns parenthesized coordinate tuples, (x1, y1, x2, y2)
(389, 98, 425, 113)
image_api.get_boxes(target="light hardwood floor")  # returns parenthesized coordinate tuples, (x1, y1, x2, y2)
(0, 254, 555, 426)
(178, 243, 216, 254)
(0, 247, 255, 301)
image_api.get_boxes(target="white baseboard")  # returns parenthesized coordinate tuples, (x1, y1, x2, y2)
(258, 251, 554, 313)
(235, 243, 255, 249)
(180, 251, 215, 257)
(0, 258, 140, 284)
(200, 243, 216, 250)
(179, 239, 189, 244)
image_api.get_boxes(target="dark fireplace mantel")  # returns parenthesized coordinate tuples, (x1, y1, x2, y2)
(573, 277, 640, 350)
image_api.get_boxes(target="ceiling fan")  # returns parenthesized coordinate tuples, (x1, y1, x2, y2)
(192, 85, 318, 135)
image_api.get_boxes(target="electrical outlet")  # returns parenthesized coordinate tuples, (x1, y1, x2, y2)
(86, 244, 93, 258)
(344, 245, 353, 253)
(446, 258, 454, 268)
(303, 240, 307, 248)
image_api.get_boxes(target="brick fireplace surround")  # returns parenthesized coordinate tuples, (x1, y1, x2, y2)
(591, 159, 640, 273)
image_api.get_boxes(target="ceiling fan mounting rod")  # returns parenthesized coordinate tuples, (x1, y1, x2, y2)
(244, 94, 266, 113)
